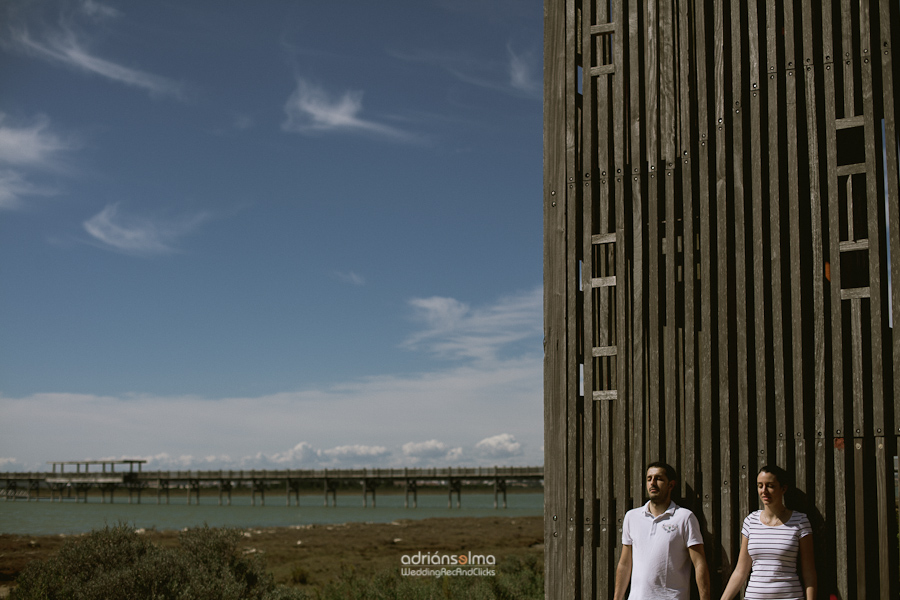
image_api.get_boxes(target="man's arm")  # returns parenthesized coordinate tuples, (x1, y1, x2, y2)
(612, 544, 633, 600)
(688, 544, 711, 600)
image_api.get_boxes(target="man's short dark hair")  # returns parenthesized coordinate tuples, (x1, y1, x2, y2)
(646, 461, 678, 482)
(758, 465, 791, 487)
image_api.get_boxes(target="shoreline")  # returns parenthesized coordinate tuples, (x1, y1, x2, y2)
(0, 515, 544, 596)
(2, 484, 543, 502)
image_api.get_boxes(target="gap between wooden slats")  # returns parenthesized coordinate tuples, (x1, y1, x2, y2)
(876, 0, 900, 438)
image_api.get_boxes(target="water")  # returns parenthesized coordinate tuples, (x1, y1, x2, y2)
(0, 492, 543, 535)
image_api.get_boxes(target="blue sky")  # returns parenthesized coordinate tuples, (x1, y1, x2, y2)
(0, 0, 544, 471)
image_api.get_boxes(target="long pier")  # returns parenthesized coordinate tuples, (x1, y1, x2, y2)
(1, 461, 543, 509)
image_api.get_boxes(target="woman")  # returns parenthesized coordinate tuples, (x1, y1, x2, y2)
(720, 466, 817, 600)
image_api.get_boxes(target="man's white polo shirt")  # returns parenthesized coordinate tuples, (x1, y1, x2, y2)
(621, 501, 703, 600)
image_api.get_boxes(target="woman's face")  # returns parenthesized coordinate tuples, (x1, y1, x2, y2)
(757, 471, 786, 507)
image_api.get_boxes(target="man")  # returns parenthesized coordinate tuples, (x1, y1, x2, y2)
(613, 462, 711, 600)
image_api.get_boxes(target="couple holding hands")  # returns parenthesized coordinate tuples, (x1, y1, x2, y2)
(614, 462, 816, 600)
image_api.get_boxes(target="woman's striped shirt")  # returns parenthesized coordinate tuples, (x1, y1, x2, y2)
(742, 510, 812, 600)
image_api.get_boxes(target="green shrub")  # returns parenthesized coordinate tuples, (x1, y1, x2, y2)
(10, 523, 307, 600)
(289, 565, 310, 585)
(10, 524, 543, 600)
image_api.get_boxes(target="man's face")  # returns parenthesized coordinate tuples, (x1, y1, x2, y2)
(646, 467, 674, 502)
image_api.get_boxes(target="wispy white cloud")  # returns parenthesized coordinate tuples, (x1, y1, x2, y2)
(9, 28, 184, 98)
(79, 0, 120, 20)
(475, 433, 523, 459)
(83, 203, 209, 255)
(403, 287, 542, 362)
(335, 270, 365, 286)
(0, 169, 55, 210)
(282, 78, 414, 140)
(232, 114, 254, 131)
(507, 44, 539, 94)
(4, 2, 184, 99)
(402, 439, 448, 458)
(0, 114, 71, 209)
(388, 43, 541, 98)
(0, 114, 70, 166)
(321, 444, 389, 461)
(402, 439, 464, 464)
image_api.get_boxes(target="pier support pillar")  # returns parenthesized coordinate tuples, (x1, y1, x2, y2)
(75, 483, 91, 503)
(286, 480, 301, 507)
(219, 480, 232, 506)
(100, 483, 116, 504)
(50, 483, 67, 502)
(128, 484, 142, 504)
(448, 478, 461, 508)
(186, 479, 200, 505)
(361, 479, 379, 508)
(156, 480, 170, 505)
(324, 479, 338, 507)
(405, 479, 418, 508)
(28, 479, 41, 501)
(493, 479, 507, 509)
(251, 480, 266, 506)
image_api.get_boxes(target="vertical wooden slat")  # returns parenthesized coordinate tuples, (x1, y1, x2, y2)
(678, 0, 697, 509)
(874, 436, 893, 599)
(783, 0, 807, 501)
(821, 1, 849, 591)
(731, 0, 751, 530)
(593, 4, 613, 595)
(878, 0, 900, 441)
(765, 0, 789, 469)
(565, 0, 581, 595)
(801, 0, 825, 436)
(853, 437, 867, 598)
(646, 0, 661, 463)
(662, 0, 677, 467)
(748, 0, 768, 478)
(858, 0, 886, 441)
(693, 0, 717, 564)
(628, 0, 645, 507)
(542, 0, 570, 595)
(611, 0, 629, 565)
(580, 3, 597, 596)
(822, 0, 844, 443)
(799, 4, 827, 535)
(834, 438, 849, 598)
(714, 0, 734, 574)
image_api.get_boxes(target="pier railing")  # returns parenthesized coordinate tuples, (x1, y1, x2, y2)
(1, 464, 544, 508)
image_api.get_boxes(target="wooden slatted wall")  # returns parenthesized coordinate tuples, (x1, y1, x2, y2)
(543, 0, 900, 598)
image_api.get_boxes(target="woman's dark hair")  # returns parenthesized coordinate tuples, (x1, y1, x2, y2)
(758, 465, 791, 487)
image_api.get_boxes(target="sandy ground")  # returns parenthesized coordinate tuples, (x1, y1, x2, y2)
(0, 515, 544, 596)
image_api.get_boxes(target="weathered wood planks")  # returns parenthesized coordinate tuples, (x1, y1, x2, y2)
(544, 1, 900, 597)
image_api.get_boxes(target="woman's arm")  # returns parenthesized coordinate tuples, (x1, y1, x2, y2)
(719, 535, 751, 600)
(798, 534, 817, 600)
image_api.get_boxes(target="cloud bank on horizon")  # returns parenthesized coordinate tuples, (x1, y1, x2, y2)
(0, 286, 543, 472)
(0, 0, 543, 472)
